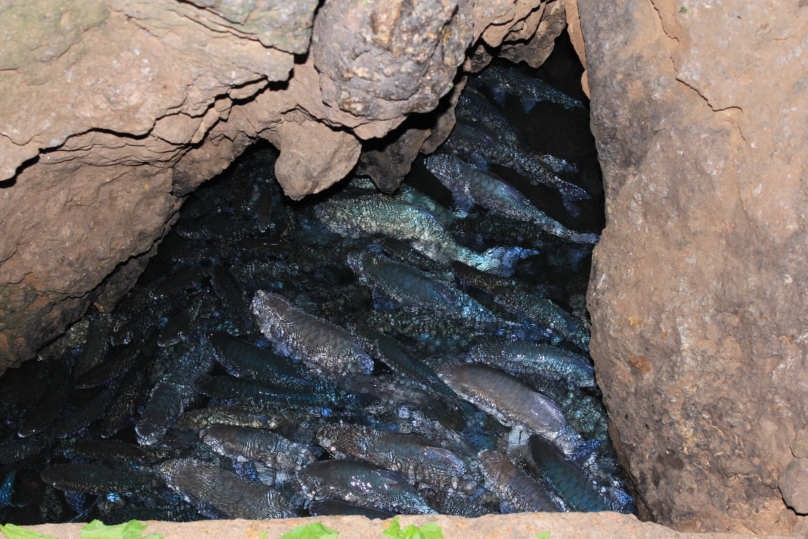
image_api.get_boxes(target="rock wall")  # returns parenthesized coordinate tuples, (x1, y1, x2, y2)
(578, 0, 808, 534)
(0, 0, 564, 368)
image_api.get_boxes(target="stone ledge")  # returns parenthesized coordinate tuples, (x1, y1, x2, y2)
(23, 513, 799, 539)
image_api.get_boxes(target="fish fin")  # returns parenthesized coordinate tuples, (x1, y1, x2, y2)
(570, 439, 605, 465)
(563, 199, 583, 219)
(520, 96, 539, 113)
(372, 469, 408, 486)
(477, 247, 539, 277)
(452, 191, 475, 214)
(490, 86, 507, 107)
(468, 152, 490, 170)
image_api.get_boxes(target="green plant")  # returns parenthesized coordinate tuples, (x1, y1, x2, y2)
(536, 533, 551, 539)
(0, 524, 58, 539)
(679, 6, 688, 12)
(81, 520, 164, 539)
(382, 518, 443, 539)
(263, 522, 339, 539)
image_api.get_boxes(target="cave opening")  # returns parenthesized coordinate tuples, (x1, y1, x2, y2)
(0, 29, 631, 526)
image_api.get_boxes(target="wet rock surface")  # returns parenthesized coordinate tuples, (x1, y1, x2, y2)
(579, 0, 808, 533)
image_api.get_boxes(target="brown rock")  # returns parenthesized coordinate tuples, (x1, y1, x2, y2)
(780, 458, 808, 515)
(500, 0, 567, 68)
(792, 429, 808, 459)
(582, 0, 808, 533)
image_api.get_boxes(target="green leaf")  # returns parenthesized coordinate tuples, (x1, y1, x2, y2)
(278, 522, 339, 539)
(80, 520, 163, 539)
(382, 518, 443, 539)
(679, 6, 688, 12)
(0, 524, 59, 539)
(536, 533, 551, 539)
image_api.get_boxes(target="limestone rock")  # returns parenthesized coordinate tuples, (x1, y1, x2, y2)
(780, 458, 808, 515)
(582, 0, 808, 533)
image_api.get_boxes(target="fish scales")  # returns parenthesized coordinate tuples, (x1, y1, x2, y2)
(160, 458, 295, 519)
(40, 464, 152, 495)
(528, 435, 607, 512)
(74, 341, 142, 389)
(467, 342, 596, 388)
(201, 425, 321, 470)
(349, 250, 500, 325)
(252, 290, 373, 377)
(298, 460, 437, 515)
(101, 368, 148, 438)
(314, 196, 520, 275)
(212, 265, 254, 334)
(374, 237, 453, 280)
(158, 295, 204, 347)
(477, 450, 559, 513)
(476, 65, 585, 111)
(54, 382, 120, 438)
(175, 406, 280, 431)
(73, 310, 114, 378)
(437, 363, 582, 455)
(308, 499, 394, 519)
(18, 384, 71, 437)
(75, 440, 148, 463)
(426, 154, 596, 244)
(199, 375, 340, 411)
(0, 434, 52, 464)
(317, 424, 468, 490)
(493, 289, 590, 351)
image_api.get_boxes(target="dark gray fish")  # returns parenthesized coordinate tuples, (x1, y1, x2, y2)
(101, 368, 147, 439)
(100, 501, 204, 525)
(527, 435, 607, 512)
(0, 434, 52, 464)
(477, 450, 559, 513)
(317, 424, 469, 490)
(201, 425, 321, 471)
(75, 440, 148, 463)
(374, 237, 453, 281)
(73, 309, 114, 378)
(308, 499, 394, 519)
(348, 250, 500, 325)
(437, 363, 582, 456)
(18, 383, 71, 437)
(212, 265, 254, 334)
(176, 218, 258, 241)
(426, 155, 597, 244)
(40, 464, 153, 495)
(160, 458, 295, 519)
(298, 460, 437, 515)
(74, 341, 142, 389)
(315, 196, 523, 276)
(251, 290, 373, 377)
(136, 347, 213, 446)
(158, 295, 204, 347)
(0, 471, 24, 508)
(176, 405, 281, 431)
(151, 267, 211, 299)
(54, 382, 120, 438)
(493, 289, 590, 351)
(199, 375, 351, 412)
(476, 65, 585, 111)
(467, 342, 596, 388)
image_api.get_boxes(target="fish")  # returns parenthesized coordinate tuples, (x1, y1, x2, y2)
(73, 308, 114, 379)
(198, 375, 345, 411)
(212, 265, 254, 334)
(297, 460, 437, 515)
(426, 154, 597, 244)
(475, 65, 585, 112)
(160, 458, 295, 519)
(348, 250, 501, 325)
(158, 295, 204, 347)
(175, 405, 281, 431)
(477, 450, 559, 513)
(74, 341, 142, 389)
(101, 368, 148, 439)
(201, 425, 321, 471)
(54, 382, 120, 438)
(251, 290, 373, 377)
(527, 435, 608, 512)
(317, 424, 470, 490)
(0, 433, 52, 464)
(40, 464, 155, 495)
(75, 440, 149, 463)
(17, 383, 71, 437)
(437, 363, 583, 456)
(0, 471, 25, 508)
(308, 499, 394, 519)
(314, 196, 527, 276)
(467, 342, 596, 388)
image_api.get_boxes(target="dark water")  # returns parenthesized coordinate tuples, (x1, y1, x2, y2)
(0, 30, 631, 525)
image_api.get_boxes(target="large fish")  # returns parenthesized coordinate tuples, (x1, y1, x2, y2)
(160, 458, 295, 519)
(477, 450, 559, 513)
(475, 65, 585, 112)
(426, 154, 598, 244)
(467, 342, 596, 388)
(315, 196, 530, 276)
(297, 459, 437, 515)
(251, 290, 373, 377)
